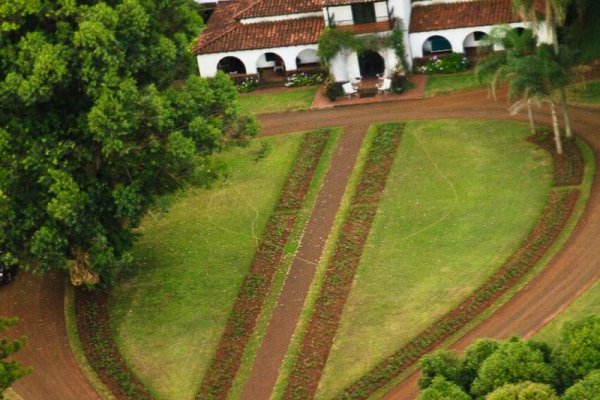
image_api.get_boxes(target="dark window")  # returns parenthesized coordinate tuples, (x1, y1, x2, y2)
(265, 53, 276, 62)
(352, 3, 376, 24)
(474, 32, 486, 41)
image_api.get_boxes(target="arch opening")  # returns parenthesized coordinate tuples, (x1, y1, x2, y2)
(422, 35, 452, 55)
(216, 56, 246, 75)
(358, 50, 385, 77)
(296, 49, 320, 70)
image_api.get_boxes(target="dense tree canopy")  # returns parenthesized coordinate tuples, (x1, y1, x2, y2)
(417, 316, 600, 400)
(0, 1, 251, 283)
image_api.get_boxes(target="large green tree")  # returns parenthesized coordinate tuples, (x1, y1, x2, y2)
(417, 316, 600, 399)
(0, 317, 30, 399)
(0, 1, 247, 283)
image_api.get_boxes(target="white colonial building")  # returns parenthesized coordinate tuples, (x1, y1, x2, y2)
(194, 0, 550, 82)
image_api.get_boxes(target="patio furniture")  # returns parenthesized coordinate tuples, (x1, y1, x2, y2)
(342, 82, 358, 98)
(377, 78, 392, 94)
(351, 76, 362, 89)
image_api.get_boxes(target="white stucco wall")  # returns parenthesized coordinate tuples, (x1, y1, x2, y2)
(329, 33, 400, 82)
(196, 44, 319, 77)
(408, 22, 528, 58)
(326, 1, 389, 26)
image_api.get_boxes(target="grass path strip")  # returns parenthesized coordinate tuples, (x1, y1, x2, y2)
(335, 135, 584, 399)
(282, 123, 405, 400)
(196, 130, 331, 400)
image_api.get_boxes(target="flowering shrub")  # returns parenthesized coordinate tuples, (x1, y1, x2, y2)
(416, 53, 469, 74)
(237, 76, 259, 92)
(285, 72, 326, 87)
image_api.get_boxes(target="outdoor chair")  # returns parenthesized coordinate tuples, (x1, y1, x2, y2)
(342, 82, 358, 98)
(377, 78, 392, 94)
(351, 76, 362, 89)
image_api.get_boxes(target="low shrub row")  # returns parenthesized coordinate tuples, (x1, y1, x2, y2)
(529, 134, 584, 186)
(283, 123, 405, 400)
(196, 129, 331, 400)
(414, 53, 470, 74)
(75, 289, 155, 400)
(336, 188, 580, 400)
(285, 72, 326, 87)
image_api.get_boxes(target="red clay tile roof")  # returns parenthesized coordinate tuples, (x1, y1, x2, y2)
(194, 14, 324, 54)
(410, 0, 522, 33)
(322, 0, 379, 5)
(239, 0, 323, 18)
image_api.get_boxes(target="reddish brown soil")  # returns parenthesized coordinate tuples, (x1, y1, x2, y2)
(1, 88, 598, 400)
(0, 271, 101, 400)
(240, 123, 370, 400)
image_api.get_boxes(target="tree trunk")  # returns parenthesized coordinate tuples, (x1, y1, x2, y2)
(560, 88, 573, 138)
(550, 101, 563, 155)
(527, 99, 536, 136)
(68, 246, 100, 286)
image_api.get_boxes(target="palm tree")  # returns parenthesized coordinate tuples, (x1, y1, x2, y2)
(511, 0, 580, 138)
(508, 44, 570, 154)
(476, 27, 538, 135)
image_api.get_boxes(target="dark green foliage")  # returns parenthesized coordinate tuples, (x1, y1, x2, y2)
(486, 382, 559, 400)
(553, 315, 600, 389)
(417, 377, 470, 400)
(413, 317, 600, 400)
(0, 1, 247, 282)
(470, 339, 556, 396)
(562, 370, 600, 400)
(325, 78, 344, 101)
(419, 350, 464, 389)
(0, 317, 30, 398)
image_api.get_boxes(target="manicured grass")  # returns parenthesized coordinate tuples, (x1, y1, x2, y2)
(238, 87, 317, 115)
(535, 281, 600, 345)
(226, 129, 341, 400)
(109, 134, 304, 400)
(568, 79, 600, 104)
(316, 120, 554, 399)
(424, 71, 483, 97)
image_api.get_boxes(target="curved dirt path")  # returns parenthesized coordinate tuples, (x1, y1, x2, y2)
(258, 90, 600, 400)
(0, 88, 597, 400)
(0, 271, 101, 400)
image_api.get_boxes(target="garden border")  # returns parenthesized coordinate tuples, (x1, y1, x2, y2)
(196, 129, 331, 400)
(333, 134, 585, 400)
(282, 123, 405, 400)
(73, 130, 331, 400)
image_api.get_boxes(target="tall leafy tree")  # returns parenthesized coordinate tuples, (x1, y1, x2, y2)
(0, 1, 247, 284)
(0, 317, 30, 398)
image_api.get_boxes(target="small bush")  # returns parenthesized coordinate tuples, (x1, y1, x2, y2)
(285, 72, 326, 87)
(237, 76, 259, 93)
(325, 78, 344, 101)
(416, 53, 469, 74)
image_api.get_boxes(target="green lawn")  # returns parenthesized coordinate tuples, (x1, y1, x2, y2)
(535, 281, 600, 345)
(424, 71, 484, 97)
(316, 120, 554, 399)
(568, 79, 600, 104)
(238, 87, 316, 115)
(109, 134, 304, 400)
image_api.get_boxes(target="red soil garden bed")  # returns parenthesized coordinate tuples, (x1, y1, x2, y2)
(333, 134, 585, 399)
(74, 130, 331, 400)
(283, 123, 405, 400)
(196, 129, 331, 400)
(75, 289, 154, 400)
